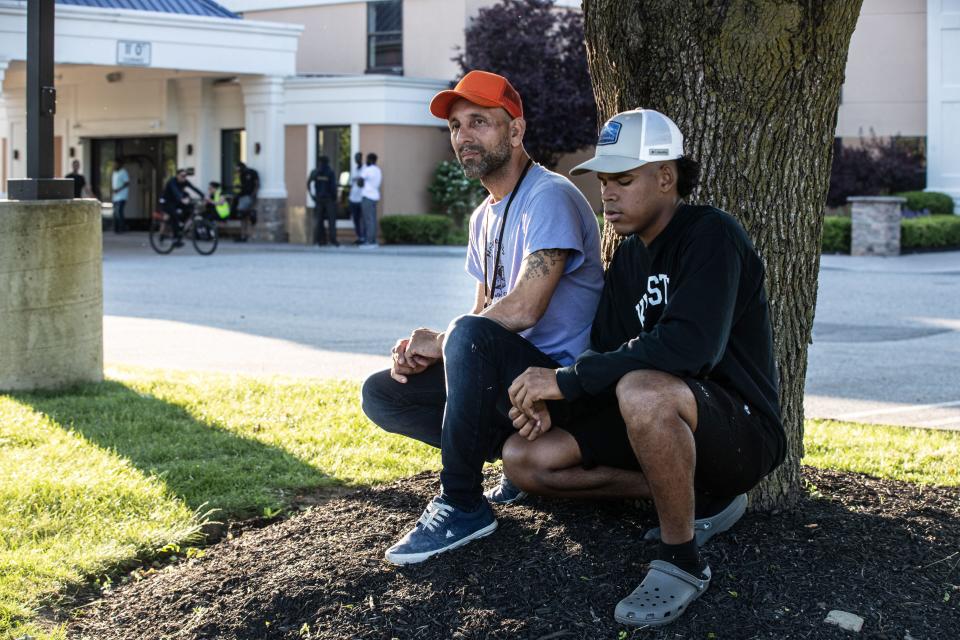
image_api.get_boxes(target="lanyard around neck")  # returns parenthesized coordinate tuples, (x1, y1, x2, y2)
(481, 158, 534, 308)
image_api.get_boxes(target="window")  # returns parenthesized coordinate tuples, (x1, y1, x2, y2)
(367, 0, 402, 74)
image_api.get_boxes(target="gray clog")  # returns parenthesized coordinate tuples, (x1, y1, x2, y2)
(614, 560, 711, 627)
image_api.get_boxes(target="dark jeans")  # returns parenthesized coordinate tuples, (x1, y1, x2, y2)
(349, 201, 364, 241)
(361, 315, 560, 510)
(313, 198, 338, 245)
(112, 199, 126, 233)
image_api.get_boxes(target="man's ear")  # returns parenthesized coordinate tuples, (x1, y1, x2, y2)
(659, 162, 677, 193)
(510, 117, 526, 148)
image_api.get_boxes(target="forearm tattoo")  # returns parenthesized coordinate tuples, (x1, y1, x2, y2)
(521, 248, 569, 280)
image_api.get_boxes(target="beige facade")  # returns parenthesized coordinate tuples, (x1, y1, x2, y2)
(243, 0, 499, 80)
(836, 0, 927, 139)
(359, 123, 452, 215)
(246, 3, 367, 75)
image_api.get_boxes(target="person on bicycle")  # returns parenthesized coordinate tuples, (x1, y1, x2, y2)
(160, 169, 205, 245)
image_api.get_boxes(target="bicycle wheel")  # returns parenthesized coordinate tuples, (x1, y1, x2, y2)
(149, 213, 176, 255)
(191, 217, 219, 255)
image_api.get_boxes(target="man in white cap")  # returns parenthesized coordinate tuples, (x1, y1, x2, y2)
(503, 108, 786, 626)
(361, 70, 603, 564)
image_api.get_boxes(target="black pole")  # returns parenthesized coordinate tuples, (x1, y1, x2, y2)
(9, 0, 72, 200)
(27, 0, 55, 179)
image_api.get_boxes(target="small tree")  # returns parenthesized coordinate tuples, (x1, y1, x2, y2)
(428, 160, 487, 228)
(456, 0, 596, 168)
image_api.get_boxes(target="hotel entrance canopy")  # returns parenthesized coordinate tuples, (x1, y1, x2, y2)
(0, 0, 301, 76)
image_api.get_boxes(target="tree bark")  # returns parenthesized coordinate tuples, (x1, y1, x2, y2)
(582, 0, 863, 510)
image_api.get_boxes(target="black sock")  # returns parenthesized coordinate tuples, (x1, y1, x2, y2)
(695, 492, 736, 519)
(657, 537, 705, 576)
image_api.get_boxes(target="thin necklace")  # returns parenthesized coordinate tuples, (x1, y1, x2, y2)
(481, 158, 534, 308)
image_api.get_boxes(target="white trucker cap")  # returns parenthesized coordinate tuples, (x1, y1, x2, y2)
(571, 108, 684, 175)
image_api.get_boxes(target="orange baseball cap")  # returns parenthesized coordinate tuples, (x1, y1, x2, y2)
(429, 70, 524, 120)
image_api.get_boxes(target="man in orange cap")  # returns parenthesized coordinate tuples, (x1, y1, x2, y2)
(361, 70, 604, 564)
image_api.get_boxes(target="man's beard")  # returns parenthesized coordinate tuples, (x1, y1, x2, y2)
(457, 136, 511, 179)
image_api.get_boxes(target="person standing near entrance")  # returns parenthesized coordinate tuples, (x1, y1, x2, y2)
(359, 153, 382, 247)
(110, 160, 130, 234)
(307, 155, 339, 247)
(348, 152, 365, 245)
(235, 161, 260, 243)
(65, 159, 93, 199)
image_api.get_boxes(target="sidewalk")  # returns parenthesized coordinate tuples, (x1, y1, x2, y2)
(100, 235, 960, 430)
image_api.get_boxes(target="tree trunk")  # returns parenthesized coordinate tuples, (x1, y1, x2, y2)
(582, 0, 862, 510)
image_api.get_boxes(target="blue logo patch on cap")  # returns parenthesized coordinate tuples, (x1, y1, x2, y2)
(597, 121, 621, 146)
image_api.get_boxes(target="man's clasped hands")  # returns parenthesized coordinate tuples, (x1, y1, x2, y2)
(388, 326, 566, 443)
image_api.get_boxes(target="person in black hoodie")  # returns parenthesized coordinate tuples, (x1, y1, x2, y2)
(502, 109, 787, 627)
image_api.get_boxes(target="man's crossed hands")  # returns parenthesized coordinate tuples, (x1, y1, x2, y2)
(389, 328, 444, 383)
(508, 367, 563, 442)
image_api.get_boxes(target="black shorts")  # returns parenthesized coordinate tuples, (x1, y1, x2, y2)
(558, 378, 783, 497)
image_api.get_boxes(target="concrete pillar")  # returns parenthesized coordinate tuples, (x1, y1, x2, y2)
(240, 76, 287, 242)
(849, 196, 905, 257)
(175, 77, 217, 188)
(0, 200, 103, 391)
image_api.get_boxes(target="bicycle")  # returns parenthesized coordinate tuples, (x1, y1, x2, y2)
(149, 200, 219, 256)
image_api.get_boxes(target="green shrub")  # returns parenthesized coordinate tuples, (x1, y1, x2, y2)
(895, 191, 955, 215)
(821, 216, 851, 253)
(901, 216, 960, 250)
(427, 160, 487, 227)
(380, 215, 453, 245)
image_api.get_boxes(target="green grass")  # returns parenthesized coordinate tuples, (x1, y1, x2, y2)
(0, 368, 439, 640)
(803, 418, 959, 486)
(1, 368, 957, 638)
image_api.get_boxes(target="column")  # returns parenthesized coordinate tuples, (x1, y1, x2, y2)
(240, 75, 287, 242)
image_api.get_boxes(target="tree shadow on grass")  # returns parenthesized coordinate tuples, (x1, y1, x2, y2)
(12, 380, 334, 521)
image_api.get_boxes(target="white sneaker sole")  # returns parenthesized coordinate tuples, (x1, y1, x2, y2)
(384, 520, 498, 566)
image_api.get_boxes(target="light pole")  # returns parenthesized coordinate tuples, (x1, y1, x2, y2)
(8, 0, 73, 200)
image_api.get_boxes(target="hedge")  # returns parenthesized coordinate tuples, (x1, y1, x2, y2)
(822, 214, 960, 253)
(901, 215, 960, 250)
(822, 216, 852, 253)
(380, 214, 454, 245)
(895, 191, 955, 215)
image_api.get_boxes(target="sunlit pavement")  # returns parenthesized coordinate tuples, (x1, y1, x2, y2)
(102, 233, 960, 430)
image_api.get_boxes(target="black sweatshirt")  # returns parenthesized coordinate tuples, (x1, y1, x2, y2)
(555, 205, 783, 430)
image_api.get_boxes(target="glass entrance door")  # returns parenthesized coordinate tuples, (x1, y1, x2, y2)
(91, 136, 177, 229)
(315, 126, 352, 225)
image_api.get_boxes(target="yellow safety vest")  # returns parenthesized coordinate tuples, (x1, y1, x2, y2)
(214, 189, 231, 219)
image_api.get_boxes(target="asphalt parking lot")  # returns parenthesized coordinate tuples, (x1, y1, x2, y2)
(102, 234, 960, 429)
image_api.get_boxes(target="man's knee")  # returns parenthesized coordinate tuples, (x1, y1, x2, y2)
(442, 314, 502, 360)
(502, 433, 578, 494)
(615, 370, 684, 436)
(360, 369, 398, 429)
(502, 436, 535, 479)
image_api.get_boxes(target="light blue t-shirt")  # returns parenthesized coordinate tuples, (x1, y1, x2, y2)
(466, 163, 603, 366)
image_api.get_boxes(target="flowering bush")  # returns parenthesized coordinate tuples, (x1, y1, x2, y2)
(827, 135, 925, 207)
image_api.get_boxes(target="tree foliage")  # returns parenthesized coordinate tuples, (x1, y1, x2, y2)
(456, 0, 597, 168)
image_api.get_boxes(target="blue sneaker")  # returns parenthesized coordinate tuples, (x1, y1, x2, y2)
(484, 474, 528, 505)
(384, 496, 498, 565)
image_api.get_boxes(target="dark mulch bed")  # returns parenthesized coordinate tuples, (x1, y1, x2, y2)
(69, 467, 959, 640)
